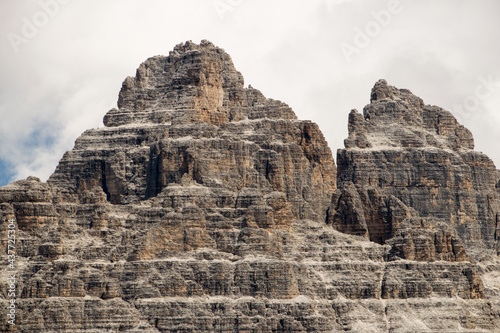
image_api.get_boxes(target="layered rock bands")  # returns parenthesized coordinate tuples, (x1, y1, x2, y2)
(1, 41, 499, 332)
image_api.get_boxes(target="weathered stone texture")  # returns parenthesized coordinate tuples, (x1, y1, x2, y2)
(48, 41, 335, 224)
(1, 44, 499, 332)
(336, 79, 499, 255)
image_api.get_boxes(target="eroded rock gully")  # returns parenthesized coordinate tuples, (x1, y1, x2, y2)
(1, 41, 499, 332)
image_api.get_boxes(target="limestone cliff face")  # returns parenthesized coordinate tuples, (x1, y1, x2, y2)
(1, 43, 500, 332)
(333, 79, 500, 257)
(47, 40, 335, 223)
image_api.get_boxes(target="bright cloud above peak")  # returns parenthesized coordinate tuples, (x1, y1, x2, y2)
(1, 0, 499, 186)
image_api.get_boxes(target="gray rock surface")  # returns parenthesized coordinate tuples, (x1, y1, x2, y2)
(335, 79, 499, 256)
(0, 42, 499, 332)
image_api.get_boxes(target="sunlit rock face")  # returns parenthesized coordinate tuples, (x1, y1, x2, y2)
(47, 40, 335, 223)
(1, 42, 499, 333)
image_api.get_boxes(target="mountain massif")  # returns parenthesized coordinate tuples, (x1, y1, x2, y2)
(1, 40, 499, 332)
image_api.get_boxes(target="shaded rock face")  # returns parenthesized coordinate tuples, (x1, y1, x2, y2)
(1, 44, 500, 332)
(334, 79, 500, 256)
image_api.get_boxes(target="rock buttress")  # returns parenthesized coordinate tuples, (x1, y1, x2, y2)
(332, 79, 500, 259)
(47, 40, 336, 223)
(1, 47, 499, 332)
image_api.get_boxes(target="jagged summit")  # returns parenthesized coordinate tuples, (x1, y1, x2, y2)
(336, 79, 499, 253)
(116, 40, 243, 113)
(105, 40, 296, 127)
(1, 43, 500, 332)
(346, 79, 474, 151)
(48, 40, 335, 221)
(370, 79, 422, 103)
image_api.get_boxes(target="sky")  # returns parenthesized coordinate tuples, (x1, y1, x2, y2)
(1, 0, 499, 186)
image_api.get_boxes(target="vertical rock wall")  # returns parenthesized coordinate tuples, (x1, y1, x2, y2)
(0, 43, 499, 332)
(333, 79, 500, 258)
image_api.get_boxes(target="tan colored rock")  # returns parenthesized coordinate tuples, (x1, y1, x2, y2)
(0, 44, 499, 332)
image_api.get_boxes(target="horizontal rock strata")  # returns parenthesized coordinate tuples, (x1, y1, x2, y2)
(335, 80, 499, 254)
(1, 42, 499, 332)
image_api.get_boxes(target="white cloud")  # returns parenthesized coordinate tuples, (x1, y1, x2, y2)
(1, 0, 499, 184)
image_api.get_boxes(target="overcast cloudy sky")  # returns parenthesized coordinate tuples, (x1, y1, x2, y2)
(1, 0, 499, 186)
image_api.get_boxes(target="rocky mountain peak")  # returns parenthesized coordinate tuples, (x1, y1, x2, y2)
(48, 41, 334, 222)
(346, 79, 474, 151)
(1, 43, 500, 332)
(116, 40, 242, 113)
(337, 80, 498, 253)
(370, 78, 422, 104)
(105, 40, 296, 128)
